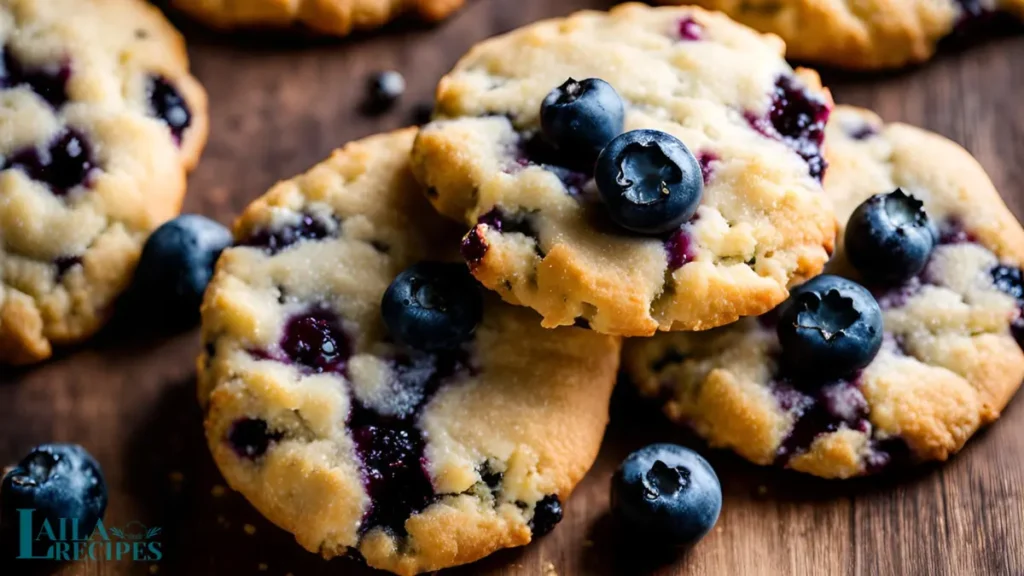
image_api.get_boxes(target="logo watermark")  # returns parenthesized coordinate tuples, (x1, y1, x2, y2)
(14, 509, 162, 562)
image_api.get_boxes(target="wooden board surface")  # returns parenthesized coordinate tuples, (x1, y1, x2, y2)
(3, 1, 1024, 575)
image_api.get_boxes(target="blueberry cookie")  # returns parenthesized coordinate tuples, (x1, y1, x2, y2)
(0, 0, 208, 364)
(624, 106, 1024, 479)
(170, 0, 466, 35)
(198, 130, 621, 575)
(656, 0, 1023, 69)
(411, 4, 837, 337)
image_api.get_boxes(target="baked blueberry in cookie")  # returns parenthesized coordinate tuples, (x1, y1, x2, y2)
(845, 190, 936, 283)
(541, 78, 625, 165)
(655, 0, 1023, 69)
(595, 129, 704, 235)
(624, 106, 1024, 478)
(199, 130, 620, 575)
(412, 4, 835, 336)
(0, 0, 208, 365)
(1, 444, 108, 543)
(776, 275, 883, 382)
(129, 215, 232, 329)
(611, 444, 721, 547)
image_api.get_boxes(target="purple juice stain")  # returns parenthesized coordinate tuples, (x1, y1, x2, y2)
(772, 376, 871, 466)
(697, 151, 717, 184)
(147, 75, 192, 145)
(240, 214, 333, 254)
(677, 17, 703, 41)
(664, 228, 694, 270)
(0, 47, 71, 108)
(349, 350, 469, 536)
(461, 226, 489, 268)
(5, 129, 97, 196)
(746, 76, 830, 182)
(279, 309, 351, 374)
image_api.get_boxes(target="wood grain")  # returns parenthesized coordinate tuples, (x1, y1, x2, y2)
(2, 2, 1024, 575)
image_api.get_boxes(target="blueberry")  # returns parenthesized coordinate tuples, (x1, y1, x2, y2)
(366, 71, 405, 112)
(381, 262, 483, 352)
(595, 129, 703, 235)
(845, 189, 936, 283)
(131, 215, 232, 329)
(540, 78, 624, 164)
(611, 443, 721, 547)
(776, 275, 884, 382)
(147, 75, 192, 144)
(1, 444, 107, 543)
(529, 495, 563, 537)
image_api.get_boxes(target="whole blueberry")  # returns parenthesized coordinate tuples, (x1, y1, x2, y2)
(381, 261, 483, 352)
(611, 443, 721, 547)
(131, 215, 232, 329)
(1, 444, 108, 542)
(776, 275, 883, 382)
(366, 71, 405, 112)
(595, 129, 703, 235)
(541, 78, 625, 164)
(845, 189, 935, 284)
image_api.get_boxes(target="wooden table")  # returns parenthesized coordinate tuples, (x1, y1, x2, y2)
(3, 1, 1024, 574)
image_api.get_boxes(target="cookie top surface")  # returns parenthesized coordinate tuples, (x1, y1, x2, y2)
(411, 3, 836, 337)
(624, 106, 1024, 479)
(657, 0, 1023, 69)
(170, 0, 467, 35)
(0, 0, 208, 364)
(198, 129, 621, 575)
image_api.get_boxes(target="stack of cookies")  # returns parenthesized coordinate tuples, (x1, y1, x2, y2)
(193, 4, 1024, 574)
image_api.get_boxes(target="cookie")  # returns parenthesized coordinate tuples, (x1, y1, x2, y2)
(170, 0, 466, 35)
(656, 0, 1023, 69)
(624, 106, 1024, 479)
(198, 129, 621, 575)
(411, 4, 837, 337)
(0, 0, 209, 364)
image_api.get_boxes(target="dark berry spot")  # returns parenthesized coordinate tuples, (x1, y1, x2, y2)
(477, 207, 540, 241)
(677, 17, 703, 41)
(0, 48, 71, 108)
(516, 133, 592, 192)
(147, 76, 192, 145)
(595, 129, 704, 235)
(863, 437, 912, 474)
(240, 214, 332, 254)
(228, 418, 281, 459)
(846, 122, 878, 141)
(54, 255, 82, 280)
(461, 226, 489, 267)
(529, 495, 563, 537)
(664, 228, 695, 270)
(280, 310, 350, 373)
(991, 264, 1024, 349)
(480, 465, 503, 490)
(746, 76, 830, 181)
(5, 129, 97, 196)
(351, 423, 433, 536)
(697, 152, 717, 184)
(365, 71, 405, 113)
(773, 379, 870, 465)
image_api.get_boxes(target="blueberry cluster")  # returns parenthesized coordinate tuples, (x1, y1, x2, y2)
(539, 78, 704, 236)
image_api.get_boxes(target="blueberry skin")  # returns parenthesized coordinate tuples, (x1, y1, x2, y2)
(381, 261, 483, 352)
(1, 444, 108, 540)
(776, 274, 884, 382)
(611, 443, 721, 547)
(541, 78, 625, 164)
(367, 71, 405, 111)
(131, 215, 232, 329)
(595, 129, 703, 235)
(845, 189, 936, 284)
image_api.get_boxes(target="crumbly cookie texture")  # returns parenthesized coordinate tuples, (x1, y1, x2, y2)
(170, 0, 467, 35)
(624, 106, 1024, 479)
(0, 0, 208, 365)
(198, 130, 621, 576)
(411, 3, 836, 337)
(656, 0, 1024, 69)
